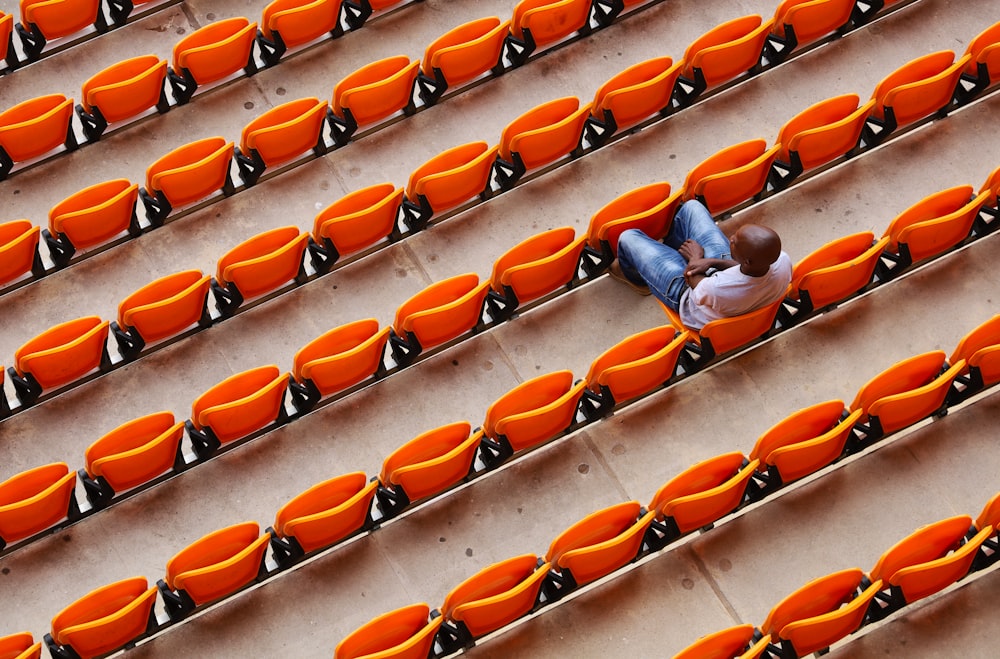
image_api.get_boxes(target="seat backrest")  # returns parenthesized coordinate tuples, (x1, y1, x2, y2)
(85, 411, 185, 491)
(489, 227, 583, 302)
(173, 17, 258, 85)
(407, 141, 498, 214)
(50, 577, 158, 658)
(313, 183, 403, 255)
(165, 521, 269, 604)
(891, 189, 988, 263)
(444, 554, 548, 638)
(242, 97, 328, 167)
(650, 452, 754, 533)
(683, 15, 771, 88)
(148, 136, 234, 208)
(889, 524, 991, 603)
(20, 0, 99, 40)
(750, 399, 845, 465)
(546, 501, 642, 565)
(591, 57, 681, 130)
(867, 358, 964, 434)
(882, 185, 975, 255)
(191, 365, 289, 443)
(332, 56, 419, 126)
(849, 350, 949, 427)
(274, 472, 377, 552)
(870, 515, 973, 583)
(511, 0, 591, 46)
(586, 182, 680, 253)
(49, 178, 138, 249)
(334, 603, 441, 659)
(81, 55, 167, 122)
(762, 568, 863, 637)
(683, 139, 779, 214)
(15, 316, 109, 389)
(294, 319, 390, 396)
(671, 624, 758, 659)
(0, 463, 76, 543)
(0, 15, 12, 68)
(217, 226, 308, 298)
(260, 0, 341, 46)
(585, 326, 689, 404)
(975, 491, 1000, 532)
(951, 314, 1000, 378)
(119, 270, 211, 343)
(380, 421, 478, 501)
(552, 503, 654, 585)
(500, 96, 591, 170)
(775, 93, 868, 168)
(871, 50, 968, 125)
(967, 21, 1000, 83)
(484, 370, 584, 451)
(772, 0, 854, 45)
(422, 17, 510, 86)
(0, 220, 40, 285)
(762, 408, 860, 484)
(0, 632, 41, 659)
(0, 94, 74, 162)
(790, 232, 886, 309)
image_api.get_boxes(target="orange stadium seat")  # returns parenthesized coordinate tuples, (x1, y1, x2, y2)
(682, 139, 780, 215)
(760, 568, 880, 657)
(401, 141, 498, 230)
(672, 624, 770, 659)
(437, 554, 548, 652)
(15, 0, 103, 62)
(186, 365, 290, 457)
(0, 463, 78, 548)
(309, 183, 404, 272)
(948, 314, 1000, 402)
(329, 56, 419, 145)
(418, 17, 510, 104)
(973, 492, 1000, 571)
(212, 226, 309, 316)
(76, 55, 169, 141)
(749, 400, 860, 491)
(112, 270, 212, 359)
(494, 96, 591, 189)
(46, 577, 158, 659)
(647, 452, 757, 548)
(170, 18, 259, 104)
(81, 411, 186, 507)
(0, 94, 77, 179)
(141, 136, 235, 225)
(269, 472, 377, 564)
(0, 220, 43, 285)
(661, 298, 783, 366)
(956, 20, 1000, 103)
(487, 227, 585, 320)
(506, 0, 592, 65)
(584, 182, 682, 272)
(237, 97, 329, 185)
(9, 316, 110, 405)
(375, 421, 479, 517)
(45, 179, 140, 267)
(0, 13, 13, 70)
(480, 370, 586, 469)
(159, 521, 270, 618)
(258, 0, 343, 64)
(585, 57, 682, 147)
(764, 0, 854, 64)
(674, 15, 773, 107)
(850, 350, 963, 443)
(0, 632, 41, 659)
(335, 603, 442, 659)
(290, 318, 390, 412)
(389, 273, 490, 366)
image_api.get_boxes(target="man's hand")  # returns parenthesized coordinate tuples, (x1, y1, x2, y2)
(678, 239, 705, 262)
(684, 257, 712, 278)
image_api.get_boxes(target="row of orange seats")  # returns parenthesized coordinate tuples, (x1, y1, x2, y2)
(675, 494, 1000, 657)
(6, 311, 998, 659)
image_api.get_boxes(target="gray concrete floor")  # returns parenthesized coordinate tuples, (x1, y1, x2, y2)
(2, 0, 1000, 656)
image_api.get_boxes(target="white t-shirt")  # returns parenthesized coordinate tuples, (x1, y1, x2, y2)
(679, 251, 793, 330)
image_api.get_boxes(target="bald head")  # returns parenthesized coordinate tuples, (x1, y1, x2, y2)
(731, 224, 782, 277)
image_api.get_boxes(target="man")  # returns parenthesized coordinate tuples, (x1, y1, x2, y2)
(610, 199, 792, 330)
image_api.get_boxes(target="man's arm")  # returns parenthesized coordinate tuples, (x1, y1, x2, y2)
(684, 257, 739, 289)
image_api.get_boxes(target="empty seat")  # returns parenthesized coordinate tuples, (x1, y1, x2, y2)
(45, 178, 141, 266)
(0, 632, 41, 659)
(186, 364, 290, 457)
(760, 568, 881, 657)
(0, 463, 78, 548)
(16, 0, 102, 62)
(682, 139, 780, 215)
(76, 55, 169, 141)
(375, 421, 479, 517)
(141, 136, 235, 225)
(487, 227, 586, 321)
(672, 624, 770, 659)
(0, 220, 42, 285)
(647, 452, 757, 547)
(46, 577, 158, 659)
(770, 93, 873, 188)
(850, 350, 964, 441)
(973, 491, 1000, 570)
(401, 141, 498, 229)
(269, 472, 377, 564)
(586, 57, 682, 146)
(507, 0, 592, 63)
(0, 94, 76, 178)
(291, 318, 390, 411)
(236, 97, 328, 185)
(212, 226, 309, 315)
(0, 13, 13, 70)
(479, 370, 586, 469)
(389, 273, 490, 366)
(543, 501, 653, 596)
(329, 56, 419, 144)
(957, 20, 1000, 103)
(766, 0, 854, 62)
(112, 270, 212, 359)
(82, 411, 186, 506)
(335, 603, 442, 659)
(437, 554, 548, 649)
(258, 0, 343, 64)
(9, 316, 110, 405)
(749, 400, 860, 490)
(494, 96, 591, 188)
(170, 17, 259, 104)
(309, 183, 404, 272)
(949, 314, 1000, 400)
(869, 515, 990, 618)
(159, 521, 270, 617)
(418, 17, 510, 104)
(584, 182, 682, 269)
(675, 15, 773, 106)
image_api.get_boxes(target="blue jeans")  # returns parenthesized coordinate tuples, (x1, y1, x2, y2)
(616, 200, 732, 310)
